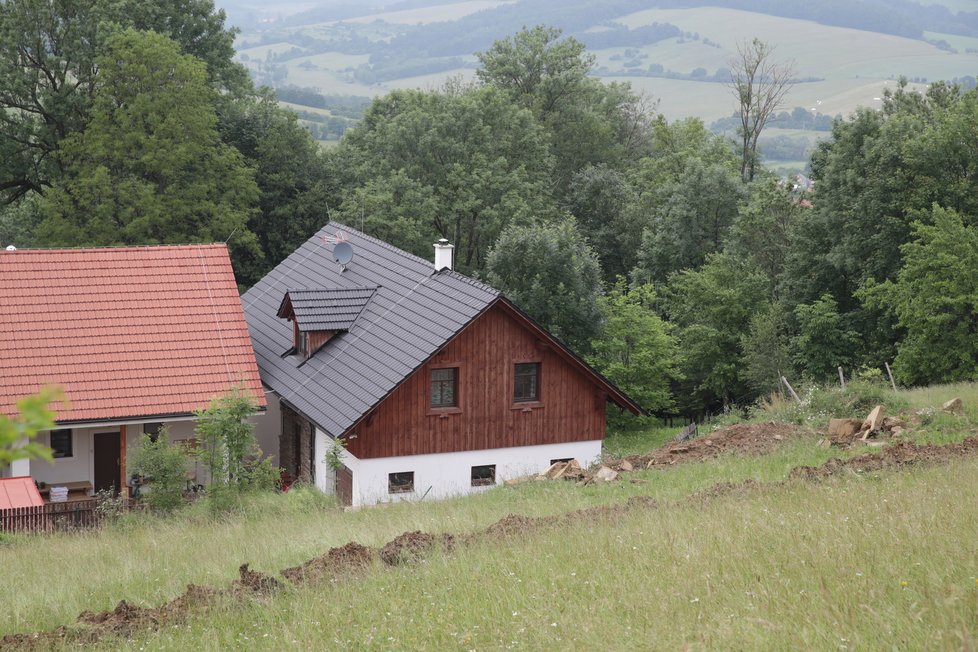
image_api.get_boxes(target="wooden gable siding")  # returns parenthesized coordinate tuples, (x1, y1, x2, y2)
(344, 303, 606, 459)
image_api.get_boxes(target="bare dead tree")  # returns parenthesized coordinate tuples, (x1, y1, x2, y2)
(729, 38, 795, 182)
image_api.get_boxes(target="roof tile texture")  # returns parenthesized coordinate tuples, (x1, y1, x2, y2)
(0, 244, 265, 423)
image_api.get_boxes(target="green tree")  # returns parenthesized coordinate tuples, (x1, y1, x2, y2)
(633, 158, 746, 283)
(127, 428, 189, 513)
(589, 282, 681, 416)
(333, 85, 555, 273)
(194, 388, 265, 493)
(476, 25, 595, 116)
(727, 177, 802, 296)
(0, 386, 63, 466)
(217, 88, 333, 282)
(486, 219, 603, 351)
(35, 30, 261, 280)
(564, 164, 640, 284)
(791, 294, 860, 382)
(740, 301, 793, 396)
(663, 253, 768, 411)
(476, 26, 651, 191)
(0, 0, 245, 204)
(860, 205, 978, 385)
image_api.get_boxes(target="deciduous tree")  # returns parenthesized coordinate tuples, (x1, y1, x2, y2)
(486, 218, 602, 351)
(36, 30, 261, 280)
(860, 205, 978, 385)
(589, 282, 681, 416)
(729, 38, 794, 182)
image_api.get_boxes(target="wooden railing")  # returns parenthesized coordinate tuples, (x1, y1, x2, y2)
(0, 499, 137, 534)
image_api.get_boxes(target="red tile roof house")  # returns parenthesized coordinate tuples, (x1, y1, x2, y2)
(243, 223, 643, 507)
(0, 244, 266, 499)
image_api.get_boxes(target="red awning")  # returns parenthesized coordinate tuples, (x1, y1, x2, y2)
(0, 476, 44, 509)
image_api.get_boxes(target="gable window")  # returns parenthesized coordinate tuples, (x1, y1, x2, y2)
(430, 367, 458, 407)
(471, 464, 496, 487)
(388, 471, 414, 494)
(50, 429, 73, 458)
(514, 362, 540, 403)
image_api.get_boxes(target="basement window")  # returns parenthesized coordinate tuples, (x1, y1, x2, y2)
(430, 367, 458, 407)
(50, 429, 73, 459)
(388, 471, 414, 494)
(471, 464, 496, 487)
(550, 458, 572, 466)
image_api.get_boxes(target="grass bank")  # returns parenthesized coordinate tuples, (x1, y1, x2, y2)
(1, 383, 976, 648)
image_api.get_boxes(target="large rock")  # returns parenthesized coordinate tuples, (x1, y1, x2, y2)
(827, 418, 864, 444)
(862, 405, 886, 433)
(593, 466, 619, 483)
(942, 398, 964, 415)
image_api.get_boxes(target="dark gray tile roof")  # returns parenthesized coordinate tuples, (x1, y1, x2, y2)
(280, 287, 377, 332)
(242, 223, 499, 437)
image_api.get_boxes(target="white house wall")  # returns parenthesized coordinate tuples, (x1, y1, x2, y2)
(249, 388, 281, 466)
(27, 420, 199, 490)
(314, 430, 601, 506)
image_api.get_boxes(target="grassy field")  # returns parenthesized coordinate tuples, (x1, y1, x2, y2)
(234, 2, 978, 154)
(3, 383, 978, 648)
(337, 0, 516, 27)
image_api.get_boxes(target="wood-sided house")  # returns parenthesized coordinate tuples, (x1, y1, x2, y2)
(0, 244, 266, 499)
(244, 223, 642, 506)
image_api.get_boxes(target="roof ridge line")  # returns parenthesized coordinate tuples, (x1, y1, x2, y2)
(328, 220, 444, 271)
(0, 243, 227, 253)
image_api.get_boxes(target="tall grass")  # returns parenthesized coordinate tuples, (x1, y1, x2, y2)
(2, 382, 977, 647)
(118, 459, 978, 651)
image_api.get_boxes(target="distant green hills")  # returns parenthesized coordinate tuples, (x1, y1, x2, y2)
(226, 0, 978, 171)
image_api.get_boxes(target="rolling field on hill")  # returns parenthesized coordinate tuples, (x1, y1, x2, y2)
(3, 383, 978, 649)
(227, 0, 977, 169)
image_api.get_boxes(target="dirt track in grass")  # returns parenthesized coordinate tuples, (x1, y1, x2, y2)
(4, 434, 977, 650)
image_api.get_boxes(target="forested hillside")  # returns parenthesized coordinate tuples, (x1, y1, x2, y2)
(2, 1, 977, 418)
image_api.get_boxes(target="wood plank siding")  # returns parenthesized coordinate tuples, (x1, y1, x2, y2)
(344, 303, 607, 459)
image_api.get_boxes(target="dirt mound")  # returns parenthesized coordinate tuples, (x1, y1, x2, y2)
(689, 479, 764, 502)
(379, 531, 454, 566)
(631, 422, 805, 469)
(791, 436, 978, 480)
(483, 514, 549, 539)
(234, 563, 282, 596)
(282, 541, 377, 584)
(625, 495, 659, 510)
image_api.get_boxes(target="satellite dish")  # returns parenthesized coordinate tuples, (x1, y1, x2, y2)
(333, 241, 354, 266)
(5, 245, 15, 251)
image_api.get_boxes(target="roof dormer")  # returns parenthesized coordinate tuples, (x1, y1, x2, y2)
(277, 287, 376, 359)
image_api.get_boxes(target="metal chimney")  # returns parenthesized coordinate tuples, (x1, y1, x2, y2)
(434, 238, 454, 271)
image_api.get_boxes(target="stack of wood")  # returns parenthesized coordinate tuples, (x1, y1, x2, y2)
(537, 459, 624, 485)
(539, 459, 585, 481)
(826, 404, 909, 447)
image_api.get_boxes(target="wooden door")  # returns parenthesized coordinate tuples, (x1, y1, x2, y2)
(93, 432, 121, 494)
(335, 466, 353, 507)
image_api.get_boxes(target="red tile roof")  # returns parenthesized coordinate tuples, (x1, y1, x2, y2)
(0, 476, 44, 509)
(0, 245, 265, 423)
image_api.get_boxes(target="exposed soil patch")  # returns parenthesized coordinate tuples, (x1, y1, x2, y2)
(688, 479, 764, 502)
(624, 422, 807, 470)
(379, 531, 455, 566)
(483, 513, 554, 539)
(790, 436, 978, 480)
(281, 541, 377, 584)
(234, 563, 282, 596)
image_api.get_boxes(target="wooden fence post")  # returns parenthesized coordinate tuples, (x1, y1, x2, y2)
(884, 362, 898, 392)
(838, 366, 846, 390)
(781, 376, 802, 403)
